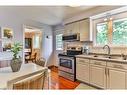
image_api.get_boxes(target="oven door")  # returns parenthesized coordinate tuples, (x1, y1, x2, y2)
(58, 56, 74, 74)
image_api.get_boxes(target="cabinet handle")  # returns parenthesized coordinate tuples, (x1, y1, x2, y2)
(113, 65, 124, 69)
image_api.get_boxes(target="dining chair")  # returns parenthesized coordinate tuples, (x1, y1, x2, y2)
(35, 57, 51, 89)
(7, 69, 48, 90)
(35, 57, 47, 67)
(25, 52, 37, 63)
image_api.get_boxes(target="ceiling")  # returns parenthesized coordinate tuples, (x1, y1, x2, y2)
(0, 6, 97, 25)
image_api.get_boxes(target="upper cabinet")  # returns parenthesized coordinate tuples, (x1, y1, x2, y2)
(64, 23, 73, 35)
(79, 19, 89, 41)
(73, 21, 80, 34)
(64, 18, 90, 41)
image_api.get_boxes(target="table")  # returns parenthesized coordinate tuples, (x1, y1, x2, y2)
(0, 63, 50, 89)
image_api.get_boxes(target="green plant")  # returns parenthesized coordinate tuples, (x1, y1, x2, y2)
(11, 42, 22, 59)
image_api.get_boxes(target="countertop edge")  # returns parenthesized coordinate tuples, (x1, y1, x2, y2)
(76, 55, 127, 64)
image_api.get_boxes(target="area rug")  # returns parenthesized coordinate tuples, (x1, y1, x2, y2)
(75, 83, 96, 90)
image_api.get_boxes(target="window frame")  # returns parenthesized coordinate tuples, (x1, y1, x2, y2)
(92, 11, 127, 48)
(33, 34, 40, 49)
(56, 34, 63, 50)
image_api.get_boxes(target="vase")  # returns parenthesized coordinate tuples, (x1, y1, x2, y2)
(10, 58, 22, 72)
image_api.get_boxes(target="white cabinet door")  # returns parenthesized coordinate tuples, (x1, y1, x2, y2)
(65, 23, 73, 34)
(73, 21, 79, 34)
(108, 69, 126, 89)
(64, 24, 70, 34)
(90, 65, 106, 89)
(79, 19, 89, 41)
(76, 62, 89, 83)
(76, 58, 89, 83)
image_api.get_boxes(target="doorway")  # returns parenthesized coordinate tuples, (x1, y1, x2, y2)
(23, 26, 42, 63)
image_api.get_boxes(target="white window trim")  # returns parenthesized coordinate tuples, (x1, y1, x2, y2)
(56, 34, 63, 51)
(90, 6, 127, 48)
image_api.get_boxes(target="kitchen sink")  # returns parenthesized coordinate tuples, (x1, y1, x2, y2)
(93, 55, 125, 60)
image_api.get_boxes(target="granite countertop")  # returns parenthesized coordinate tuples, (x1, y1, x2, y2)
(76, 54, 127, 64)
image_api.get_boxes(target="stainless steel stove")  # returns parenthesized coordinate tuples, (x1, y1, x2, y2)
(58, 47, 82, 81)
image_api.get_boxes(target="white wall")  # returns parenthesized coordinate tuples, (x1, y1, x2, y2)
(52, 24, 65, 66)
(0, 9, 53, 66)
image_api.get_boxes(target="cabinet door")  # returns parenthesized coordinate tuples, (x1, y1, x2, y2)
(76, 62, 89, 83)
(73, 22, 79, 34)
(64, 24, 70, 34)
(90, 65, 106, 89)
(65, 24, 73, 34)
(108, 69, 126, 89)
(79, 19, 89, 41)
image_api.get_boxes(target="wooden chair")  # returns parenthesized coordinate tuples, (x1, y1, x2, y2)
(25, 53, 37, 63)
(35, 57, 51, 89)
(35, 57, 47, 67)
(7, 69, 48, 90)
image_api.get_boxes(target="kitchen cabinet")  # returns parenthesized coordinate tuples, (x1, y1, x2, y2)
(108, 69, 126, 89)
(76, 57, 127, 89)
(73, 21, 79, 34)
(90, 60, 106, 89)
(107, 62, 126, 89)
(64, 23, 74, 34)
(64, 19, 90, 41)
(76, 58, 89, 83)
(79, 19, 89, 41)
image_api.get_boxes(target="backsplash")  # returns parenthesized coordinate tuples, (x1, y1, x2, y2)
(91, 47, 127, 55)
(63, 41, 127, 55)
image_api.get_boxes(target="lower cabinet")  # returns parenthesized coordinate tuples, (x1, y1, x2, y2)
(76, 58, 89, 83)
(107, 68, 126, 89)
(76, 58, 127, 89)
(90, 64, 106, 89)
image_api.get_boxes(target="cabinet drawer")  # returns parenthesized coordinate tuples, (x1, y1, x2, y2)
(76, 58, 89, 64)
(107, 62, 127, 70)
(90, 60, 106, 66)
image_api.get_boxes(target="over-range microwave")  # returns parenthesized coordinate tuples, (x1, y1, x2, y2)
(62, 33, 80, 41)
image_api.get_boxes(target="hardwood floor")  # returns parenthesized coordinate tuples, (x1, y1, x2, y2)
(49, 67, 80, 90)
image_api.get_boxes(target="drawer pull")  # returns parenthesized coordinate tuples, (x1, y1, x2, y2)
(113, 65, 124, 69)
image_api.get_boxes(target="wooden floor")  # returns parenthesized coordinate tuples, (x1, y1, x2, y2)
(49, 67, 80, 89)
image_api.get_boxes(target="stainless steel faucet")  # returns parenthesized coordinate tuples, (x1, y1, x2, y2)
(103, 45, 111, 55)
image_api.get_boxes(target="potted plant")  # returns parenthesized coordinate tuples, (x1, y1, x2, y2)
(10, 42, 22, 72)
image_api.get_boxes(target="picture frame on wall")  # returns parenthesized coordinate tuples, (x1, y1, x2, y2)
(1, 27, 13, 39)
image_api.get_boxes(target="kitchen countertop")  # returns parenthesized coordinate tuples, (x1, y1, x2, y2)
(76, 54, 127, 63)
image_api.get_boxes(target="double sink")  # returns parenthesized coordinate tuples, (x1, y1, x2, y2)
(93, 55, 124, 60)
(76, 54, 127, 63)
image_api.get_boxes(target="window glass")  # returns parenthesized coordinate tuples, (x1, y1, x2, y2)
(113, 18, 127, 45)
(33, 34, 40, 48)
(96, 22, 108, 45)
(56, 34, 63, 50)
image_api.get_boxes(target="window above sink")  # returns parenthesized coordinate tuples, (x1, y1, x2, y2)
(90, 6, 127, 48)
